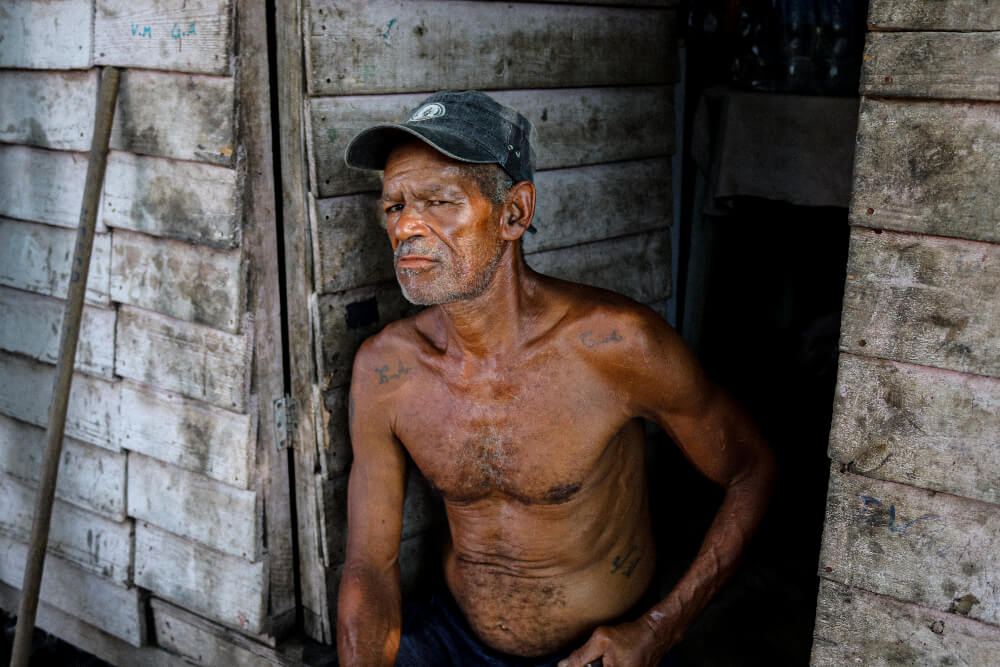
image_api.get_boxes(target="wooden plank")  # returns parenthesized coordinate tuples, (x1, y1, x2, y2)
(0, 286, 116, 379)
(0, 218, 112, 305)
(311, 193, 393, 294)
(115, 305, 251, 411)
(840, 228, 1000, 378)
(135, 521, 266, 633)
(0, 0, 93, 69)
(862, 32, 1000, 101)
(313, 283, 418, 389)
(812, 579, 1000, 665)
(0, 352, 120, 450)
(851, 98, 1000, 244)
(128, 452, 259, 560)
(309, 87, 675, 197)
(0, 70, 97, 151)
(117, 380, 254, 488)
(868, 0, 1000, 31)
(526, 228, 672, 304)
(0, 414, 126, 521)
(110, 229, 244, 332)
(0, 474, 133, 586)
(94, 0, 234, 76)
(101, 151, 240, 248)
(819, 467, 1000, 627)
(829, 354, 1000, 506)
(307, 1, 676, 95)
(0, 534, 145, 646)
(0, 145, 100, 230)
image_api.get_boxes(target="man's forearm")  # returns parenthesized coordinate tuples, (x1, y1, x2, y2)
(337, 564, 402, 666)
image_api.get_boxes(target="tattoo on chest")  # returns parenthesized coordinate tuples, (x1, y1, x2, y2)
(611, 546, 641, 577)
(580, 329, 623, 349)
(375, 360, 414, 385)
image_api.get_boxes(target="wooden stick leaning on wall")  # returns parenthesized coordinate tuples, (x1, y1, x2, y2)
(10, 66, 121, 667)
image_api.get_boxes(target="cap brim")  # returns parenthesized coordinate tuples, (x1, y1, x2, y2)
(344, 124, 498, 172)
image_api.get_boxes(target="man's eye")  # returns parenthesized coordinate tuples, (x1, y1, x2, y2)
(429, 200, 449, 206)
(385, 204, 403, 213)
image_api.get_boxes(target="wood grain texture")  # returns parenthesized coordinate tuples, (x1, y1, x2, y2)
(0, 286, 116, 379)
(0, 145, 99, 230)
(94, 0, 234, 75)
(311, 193, 393, 294)
(0, 415, 126, 521)
(851, 98, 1000, 244)
(0, 353, 120, 450)
(0, 474, 133, 586)
(128, 453, 259, 560)
(829, 354, 1000, 506)
(0, 218, 111, 305)
(526, 228, 672, 304)
(868, 0, 1000, 31)
(316, 386, 351, 477)
(115, 305, 251, 411)
(110, 229, 244, 332)
(117, 380, 254, 488)
(309, 87, 675, 197)
(135, 521, 266, 633)
(840, 228, 999, 378)
(862, 32, 1000, 101)
(101, 151, 240, 248)
(0, 0, 93, 69)
(819, 467, 1000, 628)
(307, 0, 676, 95)
(0, 534, 145, 646)
(0, 70, 97, 150)
(812, 579, 1000, 665)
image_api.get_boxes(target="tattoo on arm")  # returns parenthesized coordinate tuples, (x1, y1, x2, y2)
(580, 329, 624, 349)
(611, 546, 641, 577)
(375, 360, 414, 385)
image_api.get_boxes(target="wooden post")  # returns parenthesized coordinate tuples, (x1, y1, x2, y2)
(10, 66, 120, 667)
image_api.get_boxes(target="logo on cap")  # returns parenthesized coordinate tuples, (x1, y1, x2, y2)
(408, 103, 446, 122)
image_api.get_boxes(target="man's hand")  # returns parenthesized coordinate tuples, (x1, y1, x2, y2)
(557, 618, 672, 667)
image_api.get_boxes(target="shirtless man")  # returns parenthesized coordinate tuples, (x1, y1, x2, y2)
(337, 91, 775, 667)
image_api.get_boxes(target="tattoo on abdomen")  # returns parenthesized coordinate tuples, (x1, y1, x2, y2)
(611, 546, 641, 577)
(375, 360, 413, 384)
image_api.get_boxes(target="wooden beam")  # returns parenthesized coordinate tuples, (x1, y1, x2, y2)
(0, 0, 93, 69)
(868, 0, 1000, 31)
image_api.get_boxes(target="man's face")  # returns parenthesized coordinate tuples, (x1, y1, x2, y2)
(381, 141, 505, 305)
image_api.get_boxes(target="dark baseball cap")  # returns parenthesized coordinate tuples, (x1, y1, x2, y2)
(344, 90, 538, 183)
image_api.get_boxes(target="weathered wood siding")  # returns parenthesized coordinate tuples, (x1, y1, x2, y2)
(280, 0, 677, 641)
(0, 0, 290, 661)
(814, 5, 1000, 663)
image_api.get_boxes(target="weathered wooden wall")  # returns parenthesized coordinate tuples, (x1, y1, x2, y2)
(279, 0, 678, 642)
(0, 1, 293, 664)
(812, 1, 1000, 662)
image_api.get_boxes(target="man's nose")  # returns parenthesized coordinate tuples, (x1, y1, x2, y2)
(390, 204, 430, 244)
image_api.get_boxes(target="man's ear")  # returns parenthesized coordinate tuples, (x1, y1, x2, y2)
(499, 180, 536, 242)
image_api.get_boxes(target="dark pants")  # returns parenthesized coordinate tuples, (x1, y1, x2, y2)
(395, 587, 674, 667)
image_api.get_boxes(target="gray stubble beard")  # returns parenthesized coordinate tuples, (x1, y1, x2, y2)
(395, 240, 505, 306)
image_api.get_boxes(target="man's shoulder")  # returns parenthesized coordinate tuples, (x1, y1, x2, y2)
(351, 309, 436, 388)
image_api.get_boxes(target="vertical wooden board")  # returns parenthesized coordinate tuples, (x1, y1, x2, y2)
(0, 218, 111, 305)
(861, 32, 1000, 101)
(818, 467, 1000, 627)
(110, 229, 244, 332)
(0, 70, 97, 150)
(0, 535, 145, 646)
(112, 69, 236, 165)
(850, 98, 1000, 244)
(115, 305, 250, 411)
(313, 282, 418, 389)
(812, 579, 1000, 666)
(135, 521, 266, 633)
(0, 415, 126, 521)
(0, 286, 116, 379)
(840, 229, 1000, 378)
(307, 1, 675, 95)
(101, 151, 240, 248)
(0, 474, 133, 586)
(117, 380, 253, 488)
(0, 353, 120, 450)
(317, 385, 351, 477)
(94, 0, 234, 75)
(829, 354, 1000, 506)
(310, 86, 675, 197)
(868, 0, 1000, 31)
(0, 0, 93, 69)
(0, 145, 99, 230)
(312, 193, 394, 294)
(127, 452, 259, 560)
(526, 228, 672, 304)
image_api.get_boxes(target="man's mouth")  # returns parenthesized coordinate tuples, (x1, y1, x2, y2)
(395, 255, 438, 270)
